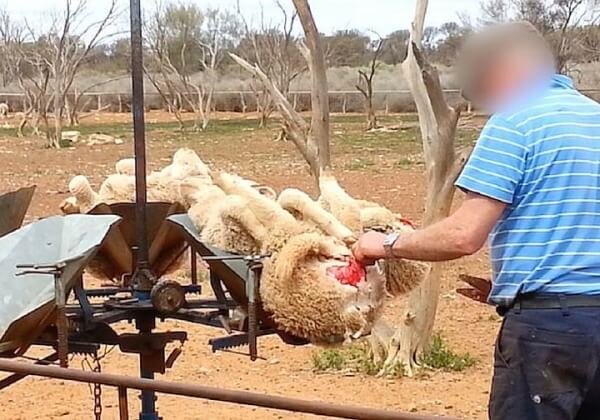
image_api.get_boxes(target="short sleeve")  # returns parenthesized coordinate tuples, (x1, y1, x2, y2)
(455, 116, 528, 204)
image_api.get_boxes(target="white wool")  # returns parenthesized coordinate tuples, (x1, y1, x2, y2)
(99, 174, 136, 204)
(170, 148, 211, 180)
(68, 175, 100, 213)
(60, 197, 80, 214)
(115, 158, 136, 176)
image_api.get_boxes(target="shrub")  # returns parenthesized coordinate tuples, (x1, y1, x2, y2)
(419, 333, 476, 372)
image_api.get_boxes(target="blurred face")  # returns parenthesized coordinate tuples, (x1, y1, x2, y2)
(476, 47, 543, 112)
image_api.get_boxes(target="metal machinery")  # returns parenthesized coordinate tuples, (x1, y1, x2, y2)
(0, 2, 301, 419)
(0, 2, 458, 420)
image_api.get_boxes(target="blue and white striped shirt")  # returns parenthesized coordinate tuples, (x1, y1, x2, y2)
(456, 74, 600, 306)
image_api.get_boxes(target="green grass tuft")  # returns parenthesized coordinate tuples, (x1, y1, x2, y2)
(420, 333, 476, 372)
(312, 343, 404, 377)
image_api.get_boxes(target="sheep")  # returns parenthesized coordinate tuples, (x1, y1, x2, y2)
(261, 232, 387, 344)
(115, 158, 135, 176)
(169, 148, 212, 180)
(212, 172, 306, 254)
(318, 172, 430, 296)
(317, 173, 363, 232)
(0, 103, 8, 118)
(186, 172, 389, 344)
(65, 175, 100, 213)
(98, 174, 136, 204)
(201, 195, 267, 255)
(277, 188, 355, 244)
(59, 197, 80, 214)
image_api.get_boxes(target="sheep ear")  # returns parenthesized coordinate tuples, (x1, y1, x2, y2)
(256, 185, 276, 200)
(343, 235, 357, 246)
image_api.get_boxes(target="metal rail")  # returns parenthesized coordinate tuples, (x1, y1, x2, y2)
(0, 360, 458, 420)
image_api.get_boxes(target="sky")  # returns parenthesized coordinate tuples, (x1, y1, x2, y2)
(1, 0, 483, 36)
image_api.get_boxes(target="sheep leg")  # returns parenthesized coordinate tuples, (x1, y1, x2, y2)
(279, 189, 355, 242)
(219, 196, 269, 246)
(272, 234, 324, 282)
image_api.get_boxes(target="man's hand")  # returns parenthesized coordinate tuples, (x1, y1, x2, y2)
(352, 231, 386, 265)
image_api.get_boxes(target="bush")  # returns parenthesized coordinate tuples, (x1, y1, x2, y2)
(419, 333, 476, 372)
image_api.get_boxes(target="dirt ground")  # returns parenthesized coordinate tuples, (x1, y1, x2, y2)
(0, 112, 495, 420)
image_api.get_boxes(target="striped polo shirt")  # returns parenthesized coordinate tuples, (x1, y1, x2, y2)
(456, 74, 600, 306)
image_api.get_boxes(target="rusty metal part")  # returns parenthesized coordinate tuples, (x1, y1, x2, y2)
(0, 186, 35, 237)
(92, 353, 102, 420)
(88, 202, 186, 286)
(118, 386, 129, 420)
(150, 280, 186, 314)
(16, 263, 69, 367)
(0, 359, 459, 420)
(457, 274, 492, 304)
(246, 263, 259, 361)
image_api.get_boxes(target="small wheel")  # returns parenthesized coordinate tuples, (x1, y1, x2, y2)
(151, 279, 186, 313)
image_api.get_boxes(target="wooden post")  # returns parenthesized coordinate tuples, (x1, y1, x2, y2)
(342, 94, 347, 114)
(118, 94, 123, 113)
(97, 94, 102, 112)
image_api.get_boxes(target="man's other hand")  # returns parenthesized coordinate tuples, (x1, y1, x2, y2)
(352, 231, 386, 265)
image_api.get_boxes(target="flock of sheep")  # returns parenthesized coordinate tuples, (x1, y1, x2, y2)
(60, 148, 429, 346)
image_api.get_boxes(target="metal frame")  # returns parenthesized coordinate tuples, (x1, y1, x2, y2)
(0, 2, 463, 420)
(0, 360, 458, 420)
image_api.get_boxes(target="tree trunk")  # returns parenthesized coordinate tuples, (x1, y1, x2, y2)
(378, 0, 470, 376)
(366, 98, 377, 131)
(293, 0, 331, 175)
(52, 77, 64, 149)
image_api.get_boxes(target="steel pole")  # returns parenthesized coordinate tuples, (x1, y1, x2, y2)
(0, 360, 458, 420)
(129, 0, 150, 273)
(136, 315, 158, 420)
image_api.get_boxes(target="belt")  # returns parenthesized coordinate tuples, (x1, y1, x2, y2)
(498, 294, 600, 315)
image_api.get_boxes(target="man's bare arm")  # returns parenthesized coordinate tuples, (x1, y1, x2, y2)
(352, 192, 507, 263)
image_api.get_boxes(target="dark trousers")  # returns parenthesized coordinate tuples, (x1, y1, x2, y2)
(490, 306, 600, 419)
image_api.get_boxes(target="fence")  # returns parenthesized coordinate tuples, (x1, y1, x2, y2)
(0, 90, 466, 114)
(2, 89, 599, 116)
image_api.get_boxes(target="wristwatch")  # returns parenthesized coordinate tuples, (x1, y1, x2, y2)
(383, 232, 401, 259)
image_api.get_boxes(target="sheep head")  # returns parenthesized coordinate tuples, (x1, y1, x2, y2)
(170, 148, 211, 180)
(115, 158, 135, 176)
(59, 197, 80, 214)
(262, 232, 386, 344)
(68, 175, 99, 212)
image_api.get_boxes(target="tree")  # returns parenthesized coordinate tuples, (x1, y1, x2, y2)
(324, 29, 371, 67)
(235, 0, 306, 129)
(479, 0, 594, 74)
(377, 0, 471, 376)
(231, 0, 330, 179)
(21, 0, 120, 148)
(146, 2, 239, 131)
(380, 30, 409, 65)
(479, 0, 511, 25)
(355, 36, 385, 130)
(431, 22, 472, 65)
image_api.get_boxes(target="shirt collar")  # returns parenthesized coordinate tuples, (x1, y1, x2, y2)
(551, 74, 575, 90)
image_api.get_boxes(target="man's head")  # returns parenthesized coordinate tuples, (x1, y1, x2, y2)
(458, 22, 555, 112)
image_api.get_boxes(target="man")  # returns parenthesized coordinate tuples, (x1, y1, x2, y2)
(352, 22, 600, 420)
